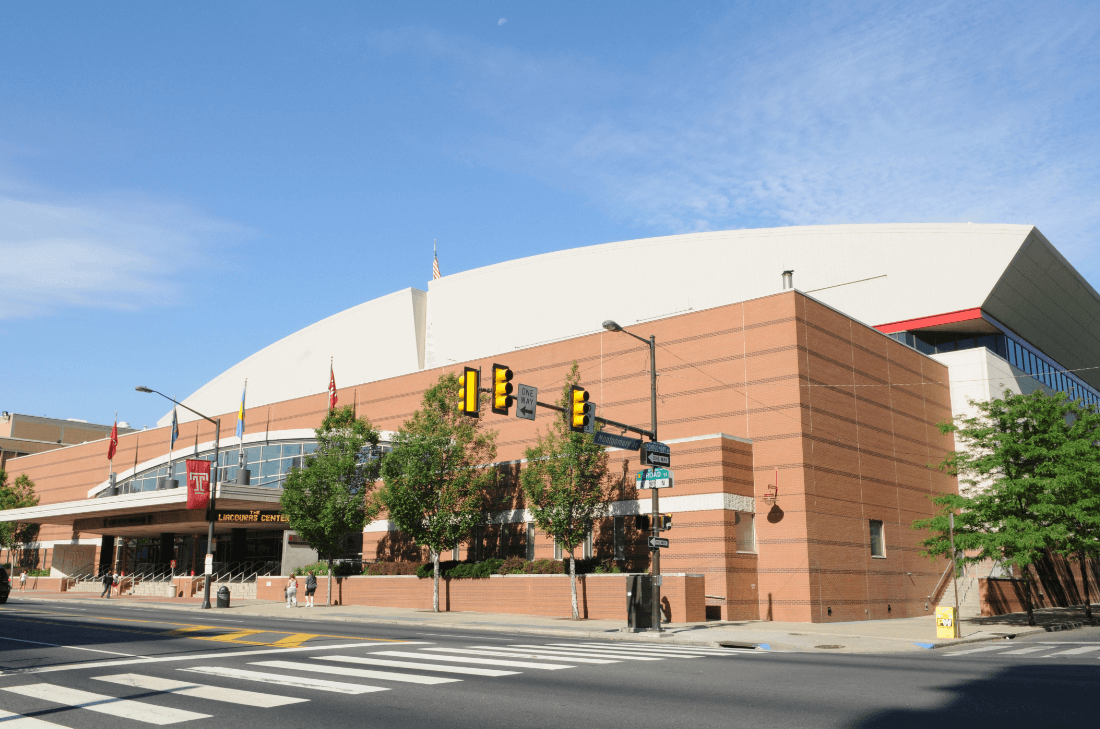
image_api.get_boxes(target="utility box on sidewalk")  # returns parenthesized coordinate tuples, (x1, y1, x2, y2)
(626, 575, 653, 630)
(936, 606, 959, 639)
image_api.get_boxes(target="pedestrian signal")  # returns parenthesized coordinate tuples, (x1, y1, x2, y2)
(569, 386, 590, 432)
(658, 513, 672, 531)
(491, 364, 514, 416)
(459, 367, 480, 417)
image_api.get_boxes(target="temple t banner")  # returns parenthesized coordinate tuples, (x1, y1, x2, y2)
(186, 459, 211, 510)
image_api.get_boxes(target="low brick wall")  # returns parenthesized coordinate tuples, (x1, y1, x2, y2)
(14, 576, 68, 592)
(258, 573, 706, 622)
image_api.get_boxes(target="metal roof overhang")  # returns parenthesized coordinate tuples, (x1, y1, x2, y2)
(0, 484, 284, 534)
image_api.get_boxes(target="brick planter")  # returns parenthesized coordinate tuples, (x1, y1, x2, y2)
(258, 572, 706, 622)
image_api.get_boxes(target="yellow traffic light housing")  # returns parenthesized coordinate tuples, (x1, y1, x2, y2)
(569, 385, 590, 432)
(459, 366, 480, 417)
(491, 364, 514, 416)
(659, 513, 672, 531)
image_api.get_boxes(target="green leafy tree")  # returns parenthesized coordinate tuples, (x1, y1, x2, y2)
(520, 362, 611, 620)
(379, 372, 497, 612)
(0, 471, 40, 570)
(281, 406, 382, 605)
(1051, 401, 1100, 619)
(914, 389, 1077, 626)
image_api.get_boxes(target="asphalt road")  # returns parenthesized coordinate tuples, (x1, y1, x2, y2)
(1, 597, 1097, 728)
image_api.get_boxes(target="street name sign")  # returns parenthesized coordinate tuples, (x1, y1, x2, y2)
(648, 536, 670, 549)
(516, 384, 537, 421)
(594, 431, 643, 451)
(641, 441, 671, 467)
(636, 468, 673, 489)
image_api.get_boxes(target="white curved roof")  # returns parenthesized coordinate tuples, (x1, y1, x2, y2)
(168, 223, 1100, 423)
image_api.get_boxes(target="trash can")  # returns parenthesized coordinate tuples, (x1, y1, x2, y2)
(216, 585, 230, 609)
(626, 574, 652, 630)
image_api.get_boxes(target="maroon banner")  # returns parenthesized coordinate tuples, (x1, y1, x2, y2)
(186, 459, 211, 510)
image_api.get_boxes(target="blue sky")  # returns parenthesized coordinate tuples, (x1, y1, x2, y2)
(2, 1, 1099, 430)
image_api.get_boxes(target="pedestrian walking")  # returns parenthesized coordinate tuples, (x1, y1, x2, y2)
(304, 570, 317, 608)
(285, 575, 298, 608)
(19, 570, 26, 592)
(100, 570, 113, 598)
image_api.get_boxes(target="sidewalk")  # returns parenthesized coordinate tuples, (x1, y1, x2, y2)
(9, 591, 1094, 653)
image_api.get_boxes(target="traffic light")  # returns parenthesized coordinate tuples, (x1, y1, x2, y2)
(569, 385, 590, 432)
(658, 513, 672, 531)
(459, 366, 480, 417)
(635, 514, 650, 531)
(491, 364, 514, 416)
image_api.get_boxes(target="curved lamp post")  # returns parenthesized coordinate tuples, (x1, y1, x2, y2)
(136, 386, 221, 609)
(601, 320, 662, 632)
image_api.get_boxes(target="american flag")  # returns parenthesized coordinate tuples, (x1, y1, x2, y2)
(433, 239, 441, 280)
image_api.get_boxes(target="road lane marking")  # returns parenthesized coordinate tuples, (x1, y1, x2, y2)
(270, 633, 321, 648)
(421, 648, 619, 664)
(998, 647, 1047, 655)
(501, 645, 666, 660)
(1042, 646, 1100, 657)
(94, 673, 308, 707)
(572, 642, 728, 655)
(1, 683, 210, 725)
(370, 650, 573, 670)
(251, 660, 460, 685)
(180, 666, 385, 695)
(0, 635, 147, 658)
(944, 645, 1014, 656)
(0, 642, 418, 677)
(314, 655, 518, 677)
(0, 708, 71, 728)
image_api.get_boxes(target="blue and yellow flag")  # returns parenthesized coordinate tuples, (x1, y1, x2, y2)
(170, 407, 179, 449)
(235, 381, 247, 439)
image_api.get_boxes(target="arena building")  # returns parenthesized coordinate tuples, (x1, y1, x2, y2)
(3, 223, 1096, 622)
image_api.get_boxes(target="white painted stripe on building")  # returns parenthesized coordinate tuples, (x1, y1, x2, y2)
(421, 648, 618, 664)
(372, 650, 572, 670)
(502, 645, 665, 661)
(251, 660, 459, 685)
(0, 684, 210, 725)
(180, 666, 385, 695)
(945, 645, 1015, 656)
(94, 673, 307, 707)
(315, 655, 518, 677)
(0, 709, 71, 729)
(1043, 646, 1100, 657)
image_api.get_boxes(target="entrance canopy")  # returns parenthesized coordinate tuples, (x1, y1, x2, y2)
(0, 483, 286, 538)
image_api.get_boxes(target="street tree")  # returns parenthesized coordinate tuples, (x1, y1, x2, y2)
(281, 406, 382, 605)
(1052, 401, 1100, 619)
(521, 362, 611, 620)
(0, 470, 39, 570)
(379, 372, 497, 612)
(914, 389, 1077, 626)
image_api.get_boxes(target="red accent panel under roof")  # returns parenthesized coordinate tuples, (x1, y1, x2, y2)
(875, 308, 984, 334)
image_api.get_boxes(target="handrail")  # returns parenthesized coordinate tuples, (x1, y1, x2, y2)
(928, 561, 955, 604)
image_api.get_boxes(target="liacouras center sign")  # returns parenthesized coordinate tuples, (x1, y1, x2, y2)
(215, 510, 288, 524)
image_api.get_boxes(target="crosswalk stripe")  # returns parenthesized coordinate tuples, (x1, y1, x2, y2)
(371, 650, 573, 670)
(499, 646, 660, 659)
(180, 666, 386, 695)
(945, 645, 1015, 656)
(315, 655, 518, 677)
(548, 643, 708, 658)
(1043, 646, 1100, 656)
(419, 648, 619, 664)
(998, 647, 1047, 655)
(1, 683, 210, 725)
(0, 709, 70, 728)
(94, 673, 308, 707)
(574, 642, 728, 654)
(252, 660, 460, 685)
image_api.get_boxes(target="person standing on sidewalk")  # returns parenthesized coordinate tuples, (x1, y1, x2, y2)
(100, 570, 113, 598)
(304, 570, 317, 608)
(285, 574, 298, 608)
(19, 570, 26, 592)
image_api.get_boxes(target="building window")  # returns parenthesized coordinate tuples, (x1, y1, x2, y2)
(870, 520, 886, 558)
(735, 512, 756, 554)
(584, 530, 594, 560)
(613, 516, 625, 561)
(554, 539, 562, 561)
(526, 523, 536, 561)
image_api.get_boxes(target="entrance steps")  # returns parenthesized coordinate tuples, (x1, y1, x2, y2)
(937, 561, 994, 618)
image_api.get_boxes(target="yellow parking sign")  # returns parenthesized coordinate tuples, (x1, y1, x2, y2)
(936, 606, 959, 639)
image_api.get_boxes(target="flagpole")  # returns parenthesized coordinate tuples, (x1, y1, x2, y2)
(238, 379, 247, 467)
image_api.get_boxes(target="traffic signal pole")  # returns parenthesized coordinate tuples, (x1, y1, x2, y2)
(646, 334, 662, 633)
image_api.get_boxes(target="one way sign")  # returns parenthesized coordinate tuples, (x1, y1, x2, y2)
(516, 384, 537, 421)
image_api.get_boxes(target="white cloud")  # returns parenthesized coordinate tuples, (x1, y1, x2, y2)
(0, 191, 242, 319)
(498, 18, 506, 26)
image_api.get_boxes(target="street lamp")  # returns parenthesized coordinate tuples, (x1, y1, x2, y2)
(136, 386, 221, 609)
(601, 319, 662, 632)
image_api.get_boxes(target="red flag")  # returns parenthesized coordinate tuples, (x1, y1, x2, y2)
(186, 459, 211, 510)
(329, 362, 338, 411)
(107, 419, 118, 461)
